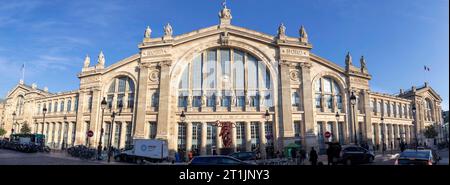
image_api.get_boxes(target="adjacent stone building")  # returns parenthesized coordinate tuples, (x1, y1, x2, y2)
(0, 6, 444, 157)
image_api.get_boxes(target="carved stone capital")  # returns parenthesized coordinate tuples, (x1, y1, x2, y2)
(299, 62, 312, 69)
(158, 60, 172, 67)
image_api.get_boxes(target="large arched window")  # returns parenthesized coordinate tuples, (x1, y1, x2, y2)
(107, 76, 136, 110)
(177, 48, 273, 109)
(314, 77, 343, 112)
(60, 101, 65, 113)
(67, 99, 72, 112)
(16, 95, 25, 115)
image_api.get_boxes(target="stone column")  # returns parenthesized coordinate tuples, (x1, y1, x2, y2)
(404, 125, 409, 144)
(186, 122, 192, 158)
(156, 61, 172, 142)
(231, 122, 237, 152)
(393, 124, 399, 149)
(259, 121, 267, 158)
(333, 121, 338, 142)
(215, 125, 222, 150)
(373, 123, 379, 146)
(300, 62, 317, 149)
(201, 122, 207, 155)
(134, 65, 150, 138)
(245, 121, 252, 151)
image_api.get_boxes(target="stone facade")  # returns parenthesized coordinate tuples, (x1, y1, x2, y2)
(0, 6, 444, 158)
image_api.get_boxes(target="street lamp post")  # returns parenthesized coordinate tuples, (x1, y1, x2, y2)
(264, 110, 270, 156)
(41, 106, 47, 146)
(350, 92, 357, 145)
(107, 100, 122, 163)
(11, 111, 16, 139)
(98, 97, 107, 160)
(335, 111, 340, 143)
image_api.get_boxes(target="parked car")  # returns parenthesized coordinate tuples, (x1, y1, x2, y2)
(229, 151, 257, 161)
(188, 155, 255, 165)
(339, 145, 375, 165)
(395, 149, 436, 165)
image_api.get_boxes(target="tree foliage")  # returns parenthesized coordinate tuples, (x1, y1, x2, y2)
(424, 125, 438, 139)
(20, 123, 31, 134)
(0, 128, 6, 137)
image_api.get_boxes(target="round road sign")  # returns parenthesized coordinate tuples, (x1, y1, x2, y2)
(324, 131, 331, 138)
(87, 130, 94, 137)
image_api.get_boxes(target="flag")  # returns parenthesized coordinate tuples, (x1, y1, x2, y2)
(424, 65, 430, 71)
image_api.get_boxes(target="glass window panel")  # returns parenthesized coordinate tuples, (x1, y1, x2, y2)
(179, 66, 189, 89)
(128, 78, 135, 92)
(108, 80, 115, 93)
(315, 94, 322, 108)
(151, 92, 159, 107)
(325, 95, 333, 109)
(67, 100, 71, 112)
(60, 101, 64, 112)
(192, 55, 203, 89)
(118, 77, 126, 93)
(315, 78, 321, 92)
(207, 50, 216, 89)
(221, 49, 231, 90)
(323, 78, 332, 93)
(125, 123, 132, 148)
(233, 51, 244, 89)
(247, 55, 258, 89)
(333, 81, 340, 95)
(177, 123, 186, 151)
(259, 62, 271, 89)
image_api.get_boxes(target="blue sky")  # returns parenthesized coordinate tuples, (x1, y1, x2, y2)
(0, 0, 448, 110)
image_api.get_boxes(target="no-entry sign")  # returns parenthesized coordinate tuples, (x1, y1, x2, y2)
(324, 131, 331, 138)
(87, 130, 94, 137)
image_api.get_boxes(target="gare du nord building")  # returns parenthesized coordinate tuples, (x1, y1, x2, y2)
(1, 6, 444, 158)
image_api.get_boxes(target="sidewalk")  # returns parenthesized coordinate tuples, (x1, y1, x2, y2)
(44, 150, 129, 165)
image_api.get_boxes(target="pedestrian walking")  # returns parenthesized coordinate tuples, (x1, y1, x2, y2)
(300, 149, 306, 165)
(309, 147, 318, 165)
(188, 150, 193, 161)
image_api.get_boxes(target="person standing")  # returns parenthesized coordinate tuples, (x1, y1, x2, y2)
(188, 150, 193, 161)
(309, 147, 318, 165)
(326, 146, 333, 165)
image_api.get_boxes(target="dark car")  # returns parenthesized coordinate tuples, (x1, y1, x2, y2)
(230, 151, 257, 161)
(188, 155, 255, 165)
(339, 145, 375, 165)
(395, 149, 436, 165)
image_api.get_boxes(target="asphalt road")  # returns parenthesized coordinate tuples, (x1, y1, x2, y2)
(0, 149, 105, 165)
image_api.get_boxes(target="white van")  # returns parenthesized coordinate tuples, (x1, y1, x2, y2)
(114, 139, 169, 163)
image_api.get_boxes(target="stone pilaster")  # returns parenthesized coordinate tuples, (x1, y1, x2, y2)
(300, 62, 317, 150)
(279, 61, 294, 141)
(90, 89, 101, 147)
(362, 90, 373, 146)
(134, 65, 150, 139)
(156, 61, 172, 139)
(75, 91, 86, 145)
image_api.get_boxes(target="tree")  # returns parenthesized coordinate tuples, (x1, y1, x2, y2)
(424, 125, 438, 139)
(20, 123, 31, 134)
(0, 128, 6, 138)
